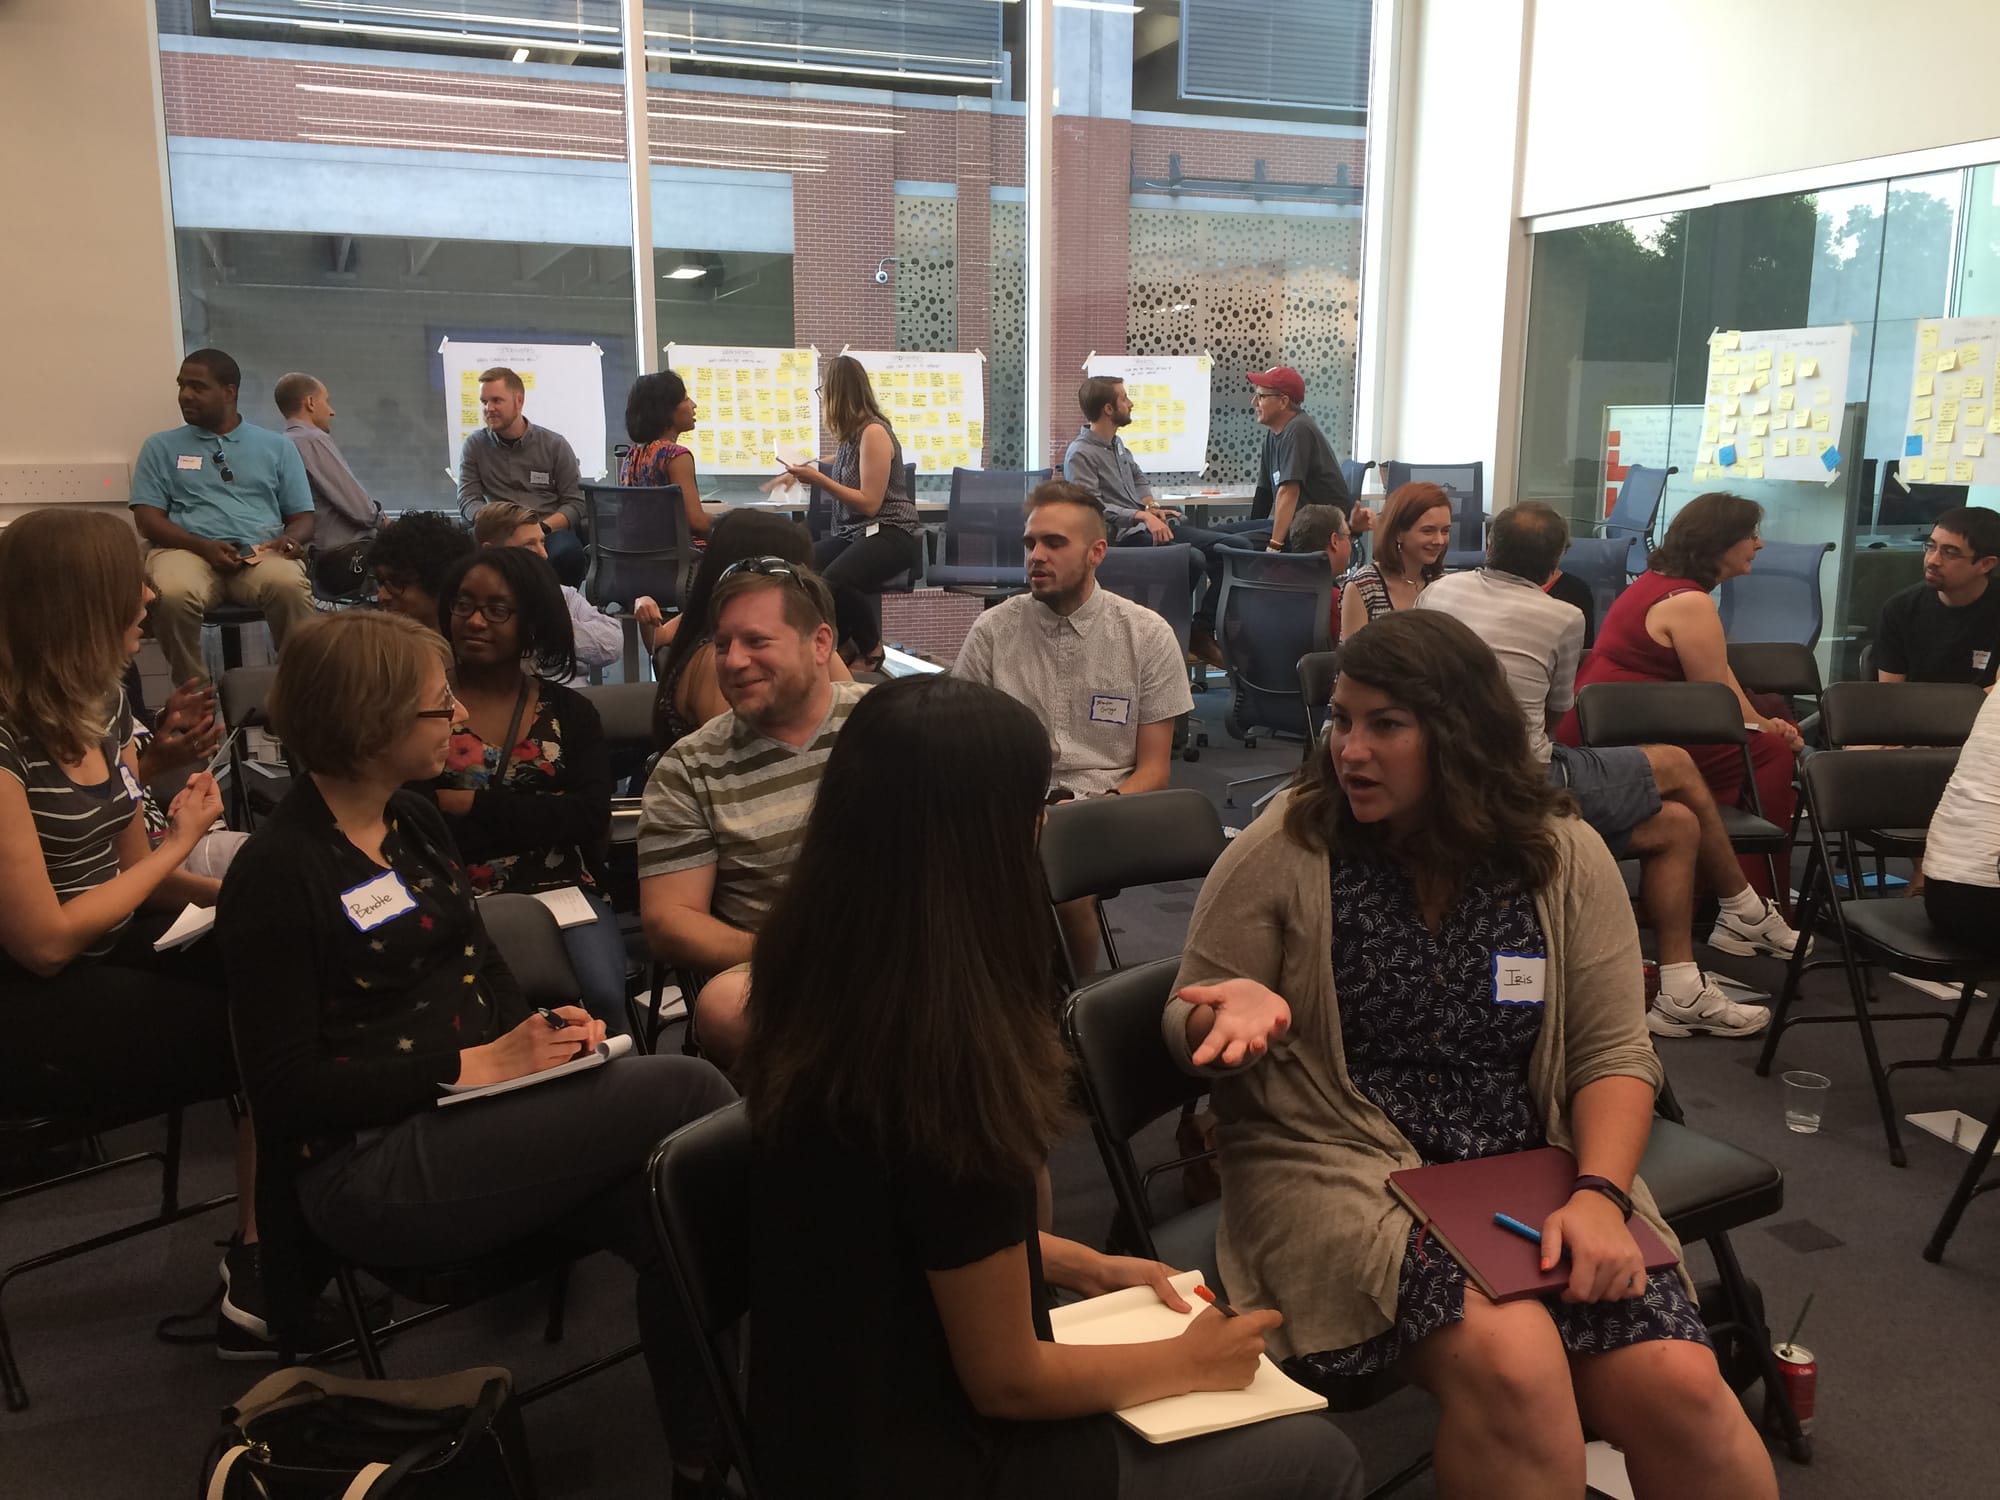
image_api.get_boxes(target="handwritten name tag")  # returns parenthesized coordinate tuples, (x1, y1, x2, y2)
(1491, 952, 1547, 1006)
(177, 454, 203, 471)
(529, 470, 551, 486)
(341, 870, 417, 933)
(1976, 650, 1992, 673)
(1089, 694, 1132, 726)
(118, 764, 144, 802)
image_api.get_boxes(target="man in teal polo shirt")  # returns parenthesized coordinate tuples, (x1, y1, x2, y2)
(132, 349, 317, 684)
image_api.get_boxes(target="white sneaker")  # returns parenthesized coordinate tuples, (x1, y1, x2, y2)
(1647, 980, 1771, 1038)
(1707, 900, 1799, 959)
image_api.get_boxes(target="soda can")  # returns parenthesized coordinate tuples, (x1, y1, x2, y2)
(1771, 1342, 1817, 1435)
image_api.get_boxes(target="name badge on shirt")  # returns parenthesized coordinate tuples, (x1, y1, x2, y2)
(177, 454, 203, 471)
(1089, 694, 1132, 726)
(340, 870, 417, 933)
(118, 764, 144, 802)
(1271, 469, 1284, 489)
(1491, 952, 1547, 1006)
(1976, 650, 1992, 673)
(529, 470, 551, 486)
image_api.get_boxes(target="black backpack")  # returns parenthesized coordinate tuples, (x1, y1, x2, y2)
(202, 1366, 535, 1499)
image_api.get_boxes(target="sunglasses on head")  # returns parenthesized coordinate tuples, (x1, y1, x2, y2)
(717, 555, 807, 588)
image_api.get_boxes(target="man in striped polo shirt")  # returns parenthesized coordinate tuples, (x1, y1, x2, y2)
(638, 558, 865, 1063)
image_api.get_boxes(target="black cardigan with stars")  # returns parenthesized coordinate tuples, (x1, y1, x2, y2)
(220, 775, 529, 1158)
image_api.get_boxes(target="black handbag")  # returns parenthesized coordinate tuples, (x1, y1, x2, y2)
(202, 1365, 536, 1499)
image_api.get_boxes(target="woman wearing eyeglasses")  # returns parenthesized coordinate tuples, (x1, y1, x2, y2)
(780, 354, 922, 672)
(422, 545, 627, 1033)
(218, 611, 735, 1495)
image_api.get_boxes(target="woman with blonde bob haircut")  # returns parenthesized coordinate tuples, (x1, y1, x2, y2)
(780, 353, 922, 669)
(0, 508, 267, 1354)
(220, 611, 735, 1488)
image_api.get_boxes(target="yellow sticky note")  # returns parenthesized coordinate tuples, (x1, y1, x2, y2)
(931, 372, 947, 388)
(1748, 440, 1765, 459)
(1772, 437, 1790, 458)
(1913, 421, 1931, 442)
(1916, 399, 1935, 422)
(1693, 465, 1714, 481)
(1751, 374, 1769, 392)
(926, 411, 942, 428)
(1921, 325, 1941, 348)
(947, 410, 964, 427)
(1747, 462, 1766, 480)
(1755, 350, 1774, 371)
(1917, 374, 1936, 397)
(1778, 392, 1796, 411)
(1779, 368, 1795, 388)
(1723, 331, 1742, 349)
(1812, 411, 1831, 432)
(795, 404, 812, 421)
(1792, 411, 1811, 429)
(1703, 425, 1720, 444)
(1941, 399, 1961, 423)
(967, 420, 983, 446)
(715, 404, 734, 421)
(1722, 417, 1739, 434)
(1780, 351, 1797, 372)
(1698, 445, 1716, 463)
(1723, 356, 1742, 375)
(1955, 460, 1976, 483)
(778, 425, 796, 445)
(1752, 418, 1770, 437)
(1724, 378, 1742, 397)
(1921, 351, 1940, 372)
(1753, 398, 1771, 416)
(1970, 404, 1989, 428)
(1991, 413, 2000, 434)
(1800, 358, 1819, 378)
(1939, 350, 1959, 371)
(1966, 377, 1986, 400)
(1937, 422, 1958, 444)
(1817, 437, 1834, 455)
(1966, 436, 1987, 458)
(1908, 458, 1929, 481)
(1960, 345, 1983, 368)
(1726, 398, 1742, 416)
(948, 372, 963, 388)
(1708, 377, 1722, 396)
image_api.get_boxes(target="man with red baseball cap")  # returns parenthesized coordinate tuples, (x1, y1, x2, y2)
(1244, 365, 1367, 552)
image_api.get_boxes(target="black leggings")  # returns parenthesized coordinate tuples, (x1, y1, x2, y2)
(0, 924, 236, 1120)
(814, 527, 924, 656)
(1925, 878, 2000, 951)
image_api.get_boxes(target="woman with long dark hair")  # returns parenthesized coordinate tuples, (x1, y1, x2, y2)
(780, 354, 923, 670)
(648, 509, 852, 751)
(620, 369, 711, 542)
(1167, 611, 1776, 1500)
(422, 545, 626, 1032)
(1556, 491, 1801, 897)
(1338, 481, 1453, 640)
(740, 674, 1361, 1500)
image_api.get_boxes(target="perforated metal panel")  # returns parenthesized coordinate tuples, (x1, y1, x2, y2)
(1178, 0, 1371, 112)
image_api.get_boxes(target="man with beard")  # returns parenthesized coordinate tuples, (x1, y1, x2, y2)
(955, 481, 1193, 972)
(637, 558, 863, 1064)
(1064, 375, 1235, 666)
(1876, 506, 2000, 688)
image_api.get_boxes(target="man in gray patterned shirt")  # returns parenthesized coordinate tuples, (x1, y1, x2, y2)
(276, 372, 383, 552)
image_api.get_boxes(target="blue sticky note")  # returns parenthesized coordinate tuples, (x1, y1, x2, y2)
(1717, 443, 1738, 467)
(1906, 434, 1925, 457)
(1821, 445, 1842, 472)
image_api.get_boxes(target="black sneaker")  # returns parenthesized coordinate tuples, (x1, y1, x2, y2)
(220, 1235, 270, 1341)
(215, 1300, 363, 1363)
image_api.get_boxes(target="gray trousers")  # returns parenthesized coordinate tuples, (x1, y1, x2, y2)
(298, 1055, 735, 1461)
(1114, 1411, 1365, 1499)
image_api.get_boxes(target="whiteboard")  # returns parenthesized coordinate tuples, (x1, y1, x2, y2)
(1083, 354, 1214, 475)
(1900, 315, 2000, 487)
(847, 350, 986, 474)
(1693, 325, 1853, 485)
(440, 339, 608, 481)
(666, 344, 819, 476)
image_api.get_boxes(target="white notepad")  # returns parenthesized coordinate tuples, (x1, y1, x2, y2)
(529, 886, 600, 929)
(153, 902, 217, 951)
(438, 1034, 634, 1106)
(1047, 1271, 1326, 1443)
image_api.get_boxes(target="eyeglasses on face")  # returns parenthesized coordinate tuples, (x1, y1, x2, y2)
(414, 689, 462, 721)
(1924, 538, 1975, 561)
(213, 448, 235, 484)
(449, 596, 516, 623)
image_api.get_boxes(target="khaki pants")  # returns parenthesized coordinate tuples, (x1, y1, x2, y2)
(145, 546, 316, 685)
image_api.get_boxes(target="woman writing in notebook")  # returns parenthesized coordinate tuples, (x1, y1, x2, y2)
(219, 611, 734, 1498)
(741, 675, 1361, 1500)
(1165, 611, 1776, 1500)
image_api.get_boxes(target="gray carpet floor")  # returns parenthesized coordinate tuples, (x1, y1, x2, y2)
(4, 686, 1998, 1498)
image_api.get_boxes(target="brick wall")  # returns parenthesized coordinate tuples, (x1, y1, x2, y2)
(1049, 116, 1134, 467)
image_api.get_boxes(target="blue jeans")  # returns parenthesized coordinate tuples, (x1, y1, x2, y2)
(543, 524, 587, 587)
(561, 887, 632, 1036)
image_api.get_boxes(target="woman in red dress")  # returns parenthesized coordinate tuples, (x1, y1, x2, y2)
(1556, 493, 1802, 897)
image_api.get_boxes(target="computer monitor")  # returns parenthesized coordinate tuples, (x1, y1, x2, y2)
(1874, 458, 1969, 529)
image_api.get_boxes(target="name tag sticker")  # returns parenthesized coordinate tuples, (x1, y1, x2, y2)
(1089, 694, 1132, 726)
(1976, 650, 1992, 672)
(341, 870, 417, 933)
(1492, 952, 1547, 1006)
(177, 454, 203, 471)
(118, 764, 143, 802)
(529, 470, 551, 486)
(865, 522, 881, 537)
(1271, 469, 1284, 489)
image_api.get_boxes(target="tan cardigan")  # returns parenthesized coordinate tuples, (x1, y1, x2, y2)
(1163, 794, 1682, 1360)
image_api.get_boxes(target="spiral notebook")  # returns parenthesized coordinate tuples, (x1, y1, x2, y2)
(438, 1035, 633, 1106)
(1047, 1271, 1326, 1443)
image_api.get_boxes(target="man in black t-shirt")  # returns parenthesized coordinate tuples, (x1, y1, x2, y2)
(1242, 366, 1370, 551)
(1877, 506, 2000, 689)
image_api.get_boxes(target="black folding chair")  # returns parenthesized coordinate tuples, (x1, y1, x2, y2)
(1039, 789, 1226, 983)
(1575, 680, 1789, 897)
(218, 664, 289, 830)
(1297, 649, 1339, 761)
(1213, 546, 1335, 806)
(1756, 749, 2000, 1165)
(1925, 1095, 2000, 1263)
(1817, 680, 1984, 889)
(648, 1101, 763, 1499)
(581, 483, 695, 682)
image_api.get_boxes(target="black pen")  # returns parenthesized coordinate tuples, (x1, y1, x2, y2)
(535, 1006, 569, 1030)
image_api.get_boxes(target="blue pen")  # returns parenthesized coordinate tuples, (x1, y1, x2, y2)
(1493, 1212, 1544, 1245)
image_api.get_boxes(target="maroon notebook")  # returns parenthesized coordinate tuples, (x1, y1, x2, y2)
(1387, 1147, 1679, 1303)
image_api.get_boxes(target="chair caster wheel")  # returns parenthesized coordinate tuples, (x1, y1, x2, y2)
(1182, 748, 1201, 763)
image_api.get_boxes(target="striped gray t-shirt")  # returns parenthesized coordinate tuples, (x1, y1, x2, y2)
(0, 696, 140, 962)
(636, 680, 867, 933)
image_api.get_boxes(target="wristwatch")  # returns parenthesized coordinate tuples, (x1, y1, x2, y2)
(1572, 1174, 1635, 1220)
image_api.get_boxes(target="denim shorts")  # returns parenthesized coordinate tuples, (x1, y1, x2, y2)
(1547, 743, 1662, 857)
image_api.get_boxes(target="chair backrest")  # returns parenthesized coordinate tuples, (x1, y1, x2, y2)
(309, 538, 375, 606)
(1297, 650, 1339, 713)
(581, 483, 693, 613)
(1558, 537, 1633, 630)
(1819, 680, 1986, 748)
(1382, 461, 1484, 551)
(943, 468, 1050, 568)
(218, 665, 277, 728)
(1039, 789, 1226, 906)
(1575, 680, 1746, 748)
(1338, 459, 1372, 502)
(1717, 540, 1834, 649)
(576, 682, 656, 753)
(1096, 543, 1194, 656)
(1215, 546, 1334, 740)
(1605, 464, 1670, 573)
(1802, 746, 1960, 836)
(648, 1101, 761, 1499)
(477, 892, 581, 1006)
(1726, 641, 1822, 701)
(808, 461, 918, 543)
(1063, 958, 1202, 1228)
